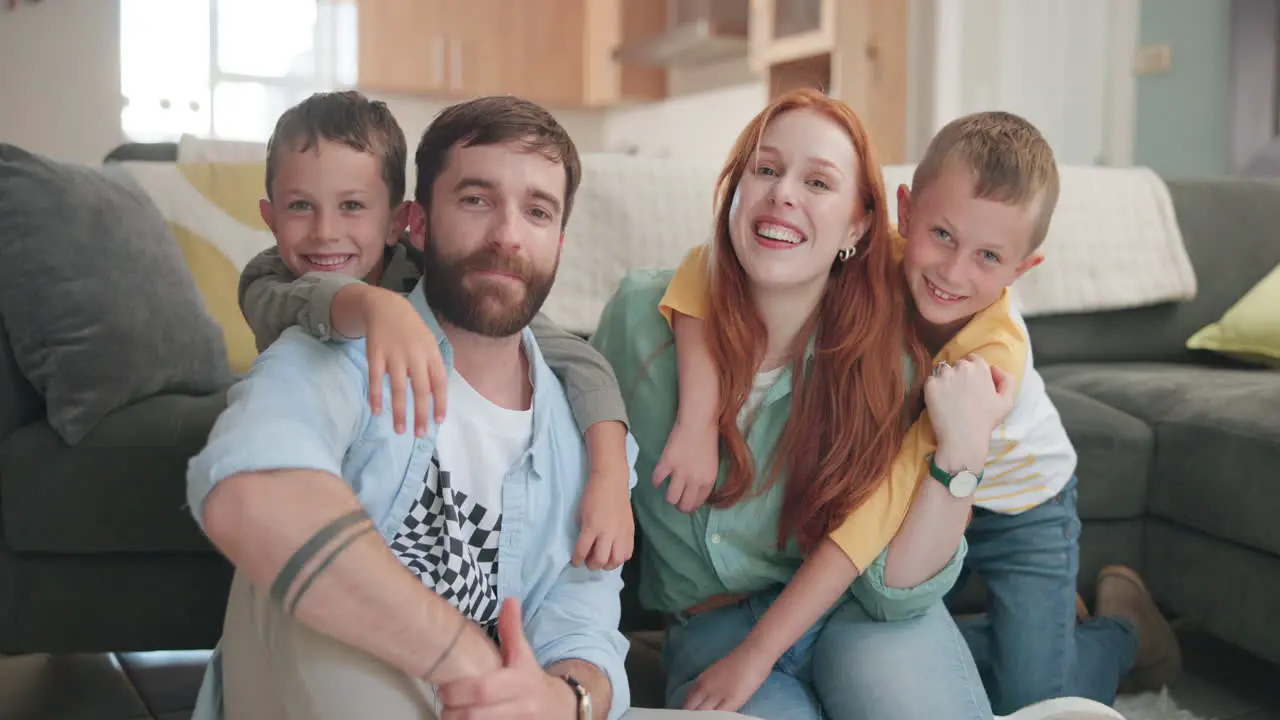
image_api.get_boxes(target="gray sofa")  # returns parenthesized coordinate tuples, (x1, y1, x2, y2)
(1025, 178, 1280, 667)
(0, 176, 1276, 704)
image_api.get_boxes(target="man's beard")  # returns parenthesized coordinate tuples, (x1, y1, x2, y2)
(419, 234, 558, 338)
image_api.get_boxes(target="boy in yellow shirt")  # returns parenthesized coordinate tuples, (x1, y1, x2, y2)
(657, 112, 1179, 714)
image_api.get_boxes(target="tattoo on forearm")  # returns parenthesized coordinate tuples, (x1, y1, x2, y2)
(270, 509, 374, 614)
(288, 523, 376, 615)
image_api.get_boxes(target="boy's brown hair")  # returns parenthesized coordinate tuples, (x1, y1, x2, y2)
(912, 111, 1059, 253)
(264, 90, 407, 206)
(414, 95, 582, 229)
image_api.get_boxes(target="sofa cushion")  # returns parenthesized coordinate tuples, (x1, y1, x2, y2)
(1043, 363, 1280, 557)
(0, 145, 232, 445)
(0, 391, 227, 554)
(1045, 385, 1152, 520)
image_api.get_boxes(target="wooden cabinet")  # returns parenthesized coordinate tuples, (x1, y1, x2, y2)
(748, 0, 908, 164)
(749, 0, 833, 70)
(356, 0, 447, 96)
(356, 0, 666, 108)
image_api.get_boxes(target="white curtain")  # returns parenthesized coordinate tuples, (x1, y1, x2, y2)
(910, 0, 1140, 166)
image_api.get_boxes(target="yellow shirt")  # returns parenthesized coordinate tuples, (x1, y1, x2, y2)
(657, 241, 1028, 571)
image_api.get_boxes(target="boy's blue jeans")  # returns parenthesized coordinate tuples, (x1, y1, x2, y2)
(947, 477, 1139, 714)
(662, 589, 992, 720)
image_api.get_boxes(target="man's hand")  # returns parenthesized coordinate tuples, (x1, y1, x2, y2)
(652, 419, 720, 513)
(438, 599, 577, 719)
(355, 285, 449, 436)
(683, 645, 773, 712)
(573, 466, 634, 571)
(925, 354, 1016, 448)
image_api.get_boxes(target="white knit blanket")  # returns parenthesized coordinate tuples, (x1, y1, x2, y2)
(882, 164, 1198, 318)
(547, 154, 720, 334)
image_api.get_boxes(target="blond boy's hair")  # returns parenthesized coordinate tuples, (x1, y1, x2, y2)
(912, 111, 1059, 253)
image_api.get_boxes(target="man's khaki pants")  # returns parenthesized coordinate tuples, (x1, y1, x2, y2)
(220, 571, 749, 720)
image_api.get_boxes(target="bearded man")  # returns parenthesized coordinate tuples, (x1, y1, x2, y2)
(185, 96, 648, 720)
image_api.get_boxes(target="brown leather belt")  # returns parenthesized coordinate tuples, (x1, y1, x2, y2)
(680, 592, 750, 618)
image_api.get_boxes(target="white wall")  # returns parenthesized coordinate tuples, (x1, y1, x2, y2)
(0, 0, 125, 164)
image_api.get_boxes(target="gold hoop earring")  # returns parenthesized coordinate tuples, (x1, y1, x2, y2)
(836, 246, 856, 262)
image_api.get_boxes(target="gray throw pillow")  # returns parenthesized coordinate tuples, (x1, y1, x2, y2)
(0, 144, 232, 445)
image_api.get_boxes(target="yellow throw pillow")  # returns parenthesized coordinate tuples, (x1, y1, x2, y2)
(121, 161, 275, 374)
(1187, 263, 1280, 367)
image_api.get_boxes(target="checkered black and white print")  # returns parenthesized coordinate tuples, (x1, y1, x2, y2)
(389, 453, 503, 629)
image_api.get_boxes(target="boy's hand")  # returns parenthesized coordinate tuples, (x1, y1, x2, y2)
(683, 646, 773, 712)
(652, 419, 719, 513)
(573, 466, 635, 571)
(361, 288, 448, 436)
(925, 354, 1015, 448)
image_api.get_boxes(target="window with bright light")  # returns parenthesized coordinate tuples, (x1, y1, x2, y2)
(119, 0, 358, 143)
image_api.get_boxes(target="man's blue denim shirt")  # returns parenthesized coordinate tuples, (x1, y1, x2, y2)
(186, 278, 638, 720)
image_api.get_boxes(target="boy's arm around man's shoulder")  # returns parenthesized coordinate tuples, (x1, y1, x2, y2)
(239, 246, 364, 352)
(529, 312, 629, 433)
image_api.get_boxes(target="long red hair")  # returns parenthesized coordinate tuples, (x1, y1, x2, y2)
(705, 88, 929, 552)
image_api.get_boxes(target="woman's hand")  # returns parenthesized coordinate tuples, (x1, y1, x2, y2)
(683, 645, 774, 713)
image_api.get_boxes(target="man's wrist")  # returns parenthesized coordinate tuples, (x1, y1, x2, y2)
(546, 672, 582, 718)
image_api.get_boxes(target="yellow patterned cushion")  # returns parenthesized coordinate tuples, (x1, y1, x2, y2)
(122, 162, 274, 373)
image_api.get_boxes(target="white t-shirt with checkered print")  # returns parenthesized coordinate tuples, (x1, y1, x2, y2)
(388, 370, 532, 632)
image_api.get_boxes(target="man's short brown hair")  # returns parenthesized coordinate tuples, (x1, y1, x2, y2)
(265, 90, 407, 205)
(414, 95, 581, 229)
(912, 111, 1059, 252)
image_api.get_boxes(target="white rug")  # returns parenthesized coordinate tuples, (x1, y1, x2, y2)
(1114, 690, 1210, 720)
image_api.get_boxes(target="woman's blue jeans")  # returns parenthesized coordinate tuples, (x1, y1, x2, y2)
(662, 588, 993, 720)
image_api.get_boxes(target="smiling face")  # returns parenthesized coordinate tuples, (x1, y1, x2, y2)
(899, 160, 1044, 336)
(728, 108, 868, 294)
(260, 138, 404, 283)
(414, 138, 565, 338)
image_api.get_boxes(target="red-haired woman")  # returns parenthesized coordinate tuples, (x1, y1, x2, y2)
(591, 89, 998, 719)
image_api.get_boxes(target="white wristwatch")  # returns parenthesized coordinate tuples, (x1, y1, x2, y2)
(927, 453, 983, 498)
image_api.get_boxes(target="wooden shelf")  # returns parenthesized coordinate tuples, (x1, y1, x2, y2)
(750, 0, 908, 163)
